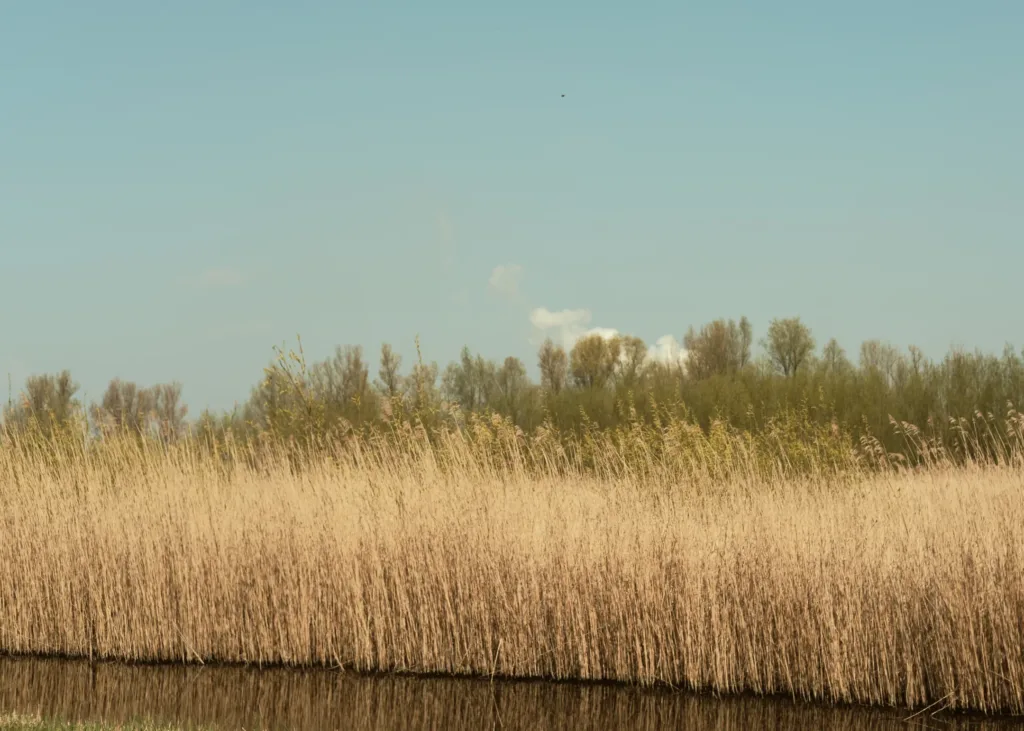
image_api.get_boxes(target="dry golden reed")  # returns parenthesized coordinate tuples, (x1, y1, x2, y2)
(0, 429, 1022, 716)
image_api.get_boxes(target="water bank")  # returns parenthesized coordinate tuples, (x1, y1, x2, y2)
(5, 656, 1023, 731)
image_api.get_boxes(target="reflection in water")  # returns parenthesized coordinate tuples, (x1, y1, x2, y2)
(0, 657, 1017, 731)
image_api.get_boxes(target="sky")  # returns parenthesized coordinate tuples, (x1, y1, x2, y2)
(2, 2, 1022, 413)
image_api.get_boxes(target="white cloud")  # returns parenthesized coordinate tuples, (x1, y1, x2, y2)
(647, 334, 688, 365)
(529, 307, 591, 331)
(529, 308, 624, 349)
(489, 264, 523, 297)
(530, 307, 686, 366)
(584, 327, 620, 341)
(529, 307, 592, 344)
(197, 268, 245, 288)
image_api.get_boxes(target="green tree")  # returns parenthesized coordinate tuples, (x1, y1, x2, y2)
(442, 347, 497, 413)
(404, 337, 441, 425)
(570, 334, 621, 390)
(764, 317, 816, 377)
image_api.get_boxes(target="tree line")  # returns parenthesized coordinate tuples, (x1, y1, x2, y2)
(4, 316, 1024, 462)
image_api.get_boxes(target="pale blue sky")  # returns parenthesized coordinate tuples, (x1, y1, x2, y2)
(2, 2, 1022, 413)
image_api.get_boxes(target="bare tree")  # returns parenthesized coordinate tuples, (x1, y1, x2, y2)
(92, 378, 156, 435)
(2, 370, 81, 436)
(311, 345, 378, 425)
(615, 335, 648, 389)
(494, 356, 529, 423)
(820, 338, 852, 376)
(375, 343, 403, 398)
(537, 338, 569, 394)
(151, 382, 188, 442)
(738, 316, 753, 368)
(860, 340, 903, 387)
(683, 317, 752, 380)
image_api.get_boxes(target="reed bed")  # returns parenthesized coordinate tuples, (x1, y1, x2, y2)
(0, 429, 1022, 716)
(0, 714, 194, 731)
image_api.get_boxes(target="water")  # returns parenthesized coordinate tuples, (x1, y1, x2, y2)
(0, 657, 1019, 730)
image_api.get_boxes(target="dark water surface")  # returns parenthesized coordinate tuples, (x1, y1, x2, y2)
(0, 657, 1019, 730)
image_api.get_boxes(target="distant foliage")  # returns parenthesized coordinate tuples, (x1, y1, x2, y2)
(3, 317, 1024, 473)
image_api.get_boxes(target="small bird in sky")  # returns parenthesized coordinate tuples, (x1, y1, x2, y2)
(561, 94, 565, 97)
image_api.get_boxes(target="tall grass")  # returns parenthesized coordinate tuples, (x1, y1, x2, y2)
(0, 714, 191, 731)
(0, 416, 1022, 715)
